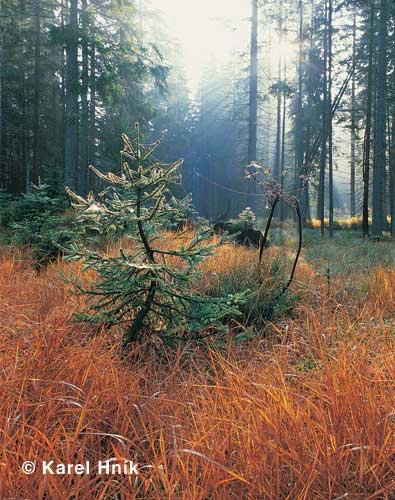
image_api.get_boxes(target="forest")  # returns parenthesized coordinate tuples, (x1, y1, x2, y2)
(1, 0, 395, 498)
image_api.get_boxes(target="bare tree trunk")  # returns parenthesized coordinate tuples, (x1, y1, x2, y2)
(273, 0, 283, 186)
(79, 0, 89, 194)
(247, 0, 258, 212)
(60, 0, 66, 169)
(328, 0, 334, 238)
(372, 0, 387, 237)
(295, 0, 304, 211)
(362, 0, 374, 236)
(64, 0, 79, 191)
(88, 34, 96, 190)
(274, 59, 282, 182)
(302, 0, 315, 225)
(0, 0, 3, 189)
(32, 0, 41, 184)
(280, 62, 287, 222)
(318, 0, 328, 238)
(304, 183, 311, 221)
(21, 96, 30, 192)
(390, 107, 395, 237)
(350, 6, 356, 217)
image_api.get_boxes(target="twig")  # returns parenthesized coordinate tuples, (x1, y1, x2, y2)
(279, 200, 302, 297)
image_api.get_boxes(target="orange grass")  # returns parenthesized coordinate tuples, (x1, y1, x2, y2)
(1, 243, 395, 499)
(308, 216, 364, 229)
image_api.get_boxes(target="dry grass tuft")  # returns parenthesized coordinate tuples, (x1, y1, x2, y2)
(1, 238, 395, 499)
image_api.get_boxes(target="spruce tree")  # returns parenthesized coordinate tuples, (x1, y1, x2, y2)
(65, 124, 246, 347)
(9, 183, 77, 267)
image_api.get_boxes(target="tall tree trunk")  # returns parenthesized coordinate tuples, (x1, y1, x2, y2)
(304, 183, 311, 220)
(372, 0, 387, 237)
(64, 0, 79, 191)
(362, 0, 375, 236)
(247, 0, 258, 212)
(32, 0, 41, 184)
(79, 0, 89, 194)
(61, 0, 66, 164)
(328, 0, 334, 238)
(0, 0, 3, 189)
(295, 0, 304, 214)
(390, 107, 395, 237)
(21, 96, 30, 192)
(88, 35, 96, 190)
(386, 109, 391, 223)
(302, 0, 315, 225)
(318, 0, 328, 238)
(274, 0, 283, 184)
(280, 62, 287, 221)
(350, 6, 356, 217)
(274, 59, 282, 182)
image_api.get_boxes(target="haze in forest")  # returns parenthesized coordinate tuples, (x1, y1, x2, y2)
(0, 0, 394, 236)
(152, 0, 251, 92)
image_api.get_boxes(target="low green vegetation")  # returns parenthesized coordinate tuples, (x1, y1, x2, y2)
(64, 126, 248, 347)
(0, 184, 80, 267)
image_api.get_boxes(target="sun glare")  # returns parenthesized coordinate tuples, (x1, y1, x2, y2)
(150, 0, 298, 92)
(150, 0, 250, 92)
(272, 38, 298, 64)
(262, 25, 298, 73)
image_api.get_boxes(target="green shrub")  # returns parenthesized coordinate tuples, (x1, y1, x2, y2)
(12, 215, 79, 267)
(0, 191, 17, 229)
(7, 183, 79, 267)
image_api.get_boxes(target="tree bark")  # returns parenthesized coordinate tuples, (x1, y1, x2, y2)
(247, 0, 258, 212)
(328, 0, 334, 238)
(390, 107, 395, 237)
(123, 187, 156, 347)
(0, 0, 3, 190)
(274, 58, 282, 182)
(302, 0, 315, 225)
(60, 0, 66, 168)
(64, 0, 79, 191)
(350, 6, 356, 217)
(273, 0, 283, 185)
(318, 0, 328, 238)
(362, 0, 374, 236)
(88, 34, 96, 191)
(280, 62, 287, 222)
(372, 0, 387, 237)
(295, 0, 304, 211)
(79, 0, 89, 194)
(32, 0, 41, 184)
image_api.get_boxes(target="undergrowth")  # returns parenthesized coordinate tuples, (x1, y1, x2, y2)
(1, 235, 395, 498)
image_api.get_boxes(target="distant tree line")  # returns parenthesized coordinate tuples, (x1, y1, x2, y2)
(187, 0, 395, 238)
(1, 0, 395, 240)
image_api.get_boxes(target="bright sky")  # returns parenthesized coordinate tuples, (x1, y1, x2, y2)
(150, 0, 250, 92)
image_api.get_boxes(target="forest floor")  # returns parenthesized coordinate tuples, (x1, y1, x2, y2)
(1, 227, 395, 499)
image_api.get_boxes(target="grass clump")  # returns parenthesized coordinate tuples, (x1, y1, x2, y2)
(201, 243, 297, 328)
